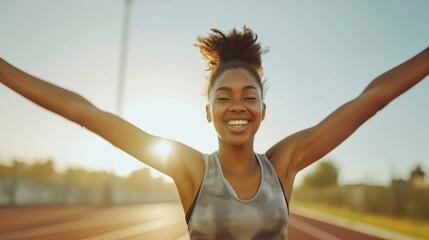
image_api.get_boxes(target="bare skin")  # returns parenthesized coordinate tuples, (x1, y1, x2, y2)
(0, 47, 428, 216)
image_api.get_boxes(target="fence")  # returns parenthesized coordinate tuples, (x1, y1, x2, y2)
(292, 183, 429, 220)
(0, 176, 179, 206)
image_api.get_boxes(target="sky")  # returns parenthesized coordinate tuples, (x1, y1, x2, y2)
(0, 0, 428, 186)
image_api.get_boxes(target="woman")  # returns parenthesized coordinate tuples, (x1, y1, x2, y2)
(0, 26, 428, 239)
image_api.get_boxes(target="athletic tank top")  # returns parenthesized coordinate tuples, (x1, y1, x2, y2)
(186, 152, 289, 240)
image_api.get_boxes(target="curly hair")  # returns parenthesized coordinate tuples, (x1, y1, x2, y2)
(195, 26, 268, 100)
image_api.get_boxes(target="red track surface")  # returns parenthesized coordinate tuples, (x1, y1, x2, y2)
(0, 203, 390, 239)
(288, 213, 386, 240)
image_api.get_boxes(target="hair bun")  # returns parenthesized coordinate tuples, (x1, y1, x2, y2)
(195, 26, 267, 76)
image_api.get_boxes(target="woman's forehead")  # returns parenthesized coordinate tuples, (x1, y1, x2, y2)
(212, 68, 260, 91)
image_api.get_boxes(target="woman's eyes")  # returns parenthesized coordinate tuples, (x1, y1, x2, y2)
(216, 97, 257, 101)
(244, 97, 257, 100)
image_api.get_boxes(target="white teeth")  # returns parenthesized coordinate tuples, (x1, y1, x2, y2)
(228, 120, 248, 125)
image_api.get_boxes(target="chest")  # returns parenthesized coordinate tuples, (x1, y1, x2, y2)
(187, 153, 289, 239)
(189, 173, 289, 239)
(223, 170, 261, 200)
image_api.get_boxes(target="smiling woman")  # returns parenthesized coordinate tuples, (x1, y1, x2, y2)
(0, 24, 428, 240)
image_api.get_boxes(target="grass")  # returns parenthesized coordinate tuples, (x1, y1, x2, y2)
(291, 201, 429, 239)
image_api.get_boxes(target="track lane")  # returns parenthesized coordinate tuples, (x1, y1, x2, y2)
(288, 213, 386, 240)
(1, 203, 412, 240)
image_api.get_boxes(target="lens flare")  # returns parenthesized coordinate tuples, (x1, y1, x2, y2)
(155, 140, 170, 157)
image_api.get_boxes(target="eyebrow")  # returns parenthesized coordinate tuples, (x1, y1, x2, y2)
(215, 85, 258, 93)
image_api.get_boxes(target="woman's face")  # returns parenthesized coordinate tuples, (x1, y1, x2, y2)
(207, 68, 266, 148)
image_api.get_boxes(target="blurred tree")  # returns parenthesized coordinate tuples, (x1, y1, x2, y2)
(0, 165, 12, 177)
(65, 168, 105, 188)
(12, 159, 29, 178)
(301, 161, 338, 188)
(127, 168, 177, 196)
(128, 168, 152, 192)
(409, 165, 426, 188)
(27, 160, 55, 182)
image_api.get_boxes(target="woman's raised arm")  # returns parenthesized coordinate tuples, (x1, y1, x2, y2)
(0, 58, 95, 122)
(267, 47, 429, 178)
(0, 58, 203, 182)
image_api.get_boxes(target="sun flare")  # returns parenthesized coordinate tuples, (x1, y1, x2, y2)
(155, 140, 171, 158)
(122, 93, 218, 179)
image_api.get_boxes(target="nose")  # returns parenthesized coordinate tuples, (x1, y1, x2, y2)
(229, 99, 246, 112)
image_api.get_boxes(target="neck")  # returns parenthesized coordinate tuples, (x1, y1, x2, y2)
(217, 139, 258, 175)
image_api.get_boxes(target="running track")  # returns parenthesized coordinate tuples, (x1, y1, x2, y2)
(0, 203, 392, 239)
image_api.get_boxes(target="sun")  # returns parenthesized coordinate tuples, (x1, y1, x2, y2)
(155, 140, 171, 158)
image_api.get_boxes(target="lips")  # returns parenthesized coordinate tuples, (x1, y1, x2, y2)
(225, 119, 250, 133)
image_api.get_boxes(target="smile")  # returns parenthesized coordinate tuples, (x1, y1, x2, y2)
(227, 120, 249, 125)
(226, 119, 250, 133)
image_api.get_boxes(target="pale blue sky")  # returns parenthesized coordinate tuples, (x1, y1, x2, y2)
(0, 0, 428, 185)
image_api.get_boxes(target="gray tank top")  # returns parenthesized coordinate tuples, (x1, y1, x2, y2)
(187, 152, 289, 240)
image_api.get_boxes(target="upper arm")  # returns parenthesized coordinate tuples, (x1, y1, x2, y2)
(268, 47, 429, 174)
(268, 88, 384, 174)
(74, 103, 204, 181)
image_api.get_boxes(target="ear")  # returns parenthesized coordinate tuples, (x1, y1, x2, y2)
(206, 105, 212, 122)
(261, 103, 266, 121)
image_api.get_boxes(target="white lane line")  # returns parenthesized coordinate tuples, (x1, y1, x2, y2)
(0, 208, 169, 240)
(291, 206, 427, 240)
(290, 217, 343, 240)
(83, 216, 183, 240)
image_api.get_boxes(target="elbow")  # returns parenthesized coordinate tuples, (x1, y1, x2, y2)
(72, 103, 87, 128)
(374, 94, 389, 111)
(71, 94, 98, 128)
(361, 87, 392, 112)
